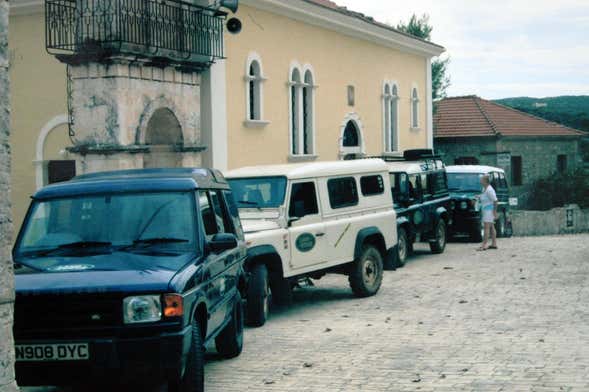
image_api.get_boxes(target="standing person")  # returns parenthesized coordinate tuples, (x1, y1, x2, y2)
(477, 175, 498, 251)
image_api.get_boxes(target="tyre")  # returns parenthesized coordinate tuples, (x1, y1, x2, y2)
(269, 273, 293, 306)
(469, 218, 483, 242)
(393, 227, 409, 269)
(429, 220, 447, 254)
(349, 245, 383, 298)
(169, 319, 205, 392)
(215, 292, 244, 359)
(496, 212, 506, 238)
(246, 264, 270, 327)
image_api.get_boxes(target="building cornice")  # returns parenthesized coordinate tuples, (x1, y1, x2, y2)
(241, 0, 445, 58)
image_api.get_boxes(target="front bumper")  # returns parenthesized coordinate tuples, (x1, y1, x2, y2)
(15, 326, 192, 386)
(451, 210, 481, 234)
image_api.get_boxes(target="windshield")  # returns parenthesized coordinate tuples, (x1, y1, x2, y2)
(447, 173, 483, 192)
(15, 192, 197, 261)
(228, 177, 287, 208)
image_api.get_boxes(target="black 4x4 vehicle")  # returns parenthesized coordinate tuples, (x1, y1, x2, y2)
(447, 165, 513, 241)
(382, 150, 452, 267)
(12, 168, 247, 391)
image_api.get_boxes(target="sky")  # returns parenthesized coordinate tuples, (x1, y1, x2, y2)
(335, 0, 589, 100)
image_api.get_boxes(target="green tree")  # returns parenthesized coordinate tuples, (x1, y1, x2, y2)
(397, 14, 450, 100)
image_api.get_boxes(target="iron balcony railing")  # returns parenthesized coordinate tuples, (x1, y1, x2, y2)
(46, 0, 225, 66)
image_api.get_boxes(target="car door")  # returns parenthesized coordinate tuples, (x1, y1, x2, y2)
(198, 190, 230, 333)
(287, 180, 327, 270)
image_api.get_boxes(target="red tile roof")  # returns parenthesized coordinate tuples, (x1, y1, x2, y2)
(434, 96, 584, 138)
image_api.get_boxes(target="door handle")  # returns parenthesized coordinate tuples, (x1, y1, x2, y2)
(315, 232, 325, 237)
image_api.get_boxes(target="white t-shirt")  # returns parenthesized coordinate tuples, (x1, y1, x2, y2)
(480, 185, 498, 210)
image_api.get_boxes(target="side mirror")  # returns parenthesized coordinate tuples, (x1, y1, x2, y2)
(288, 217, 301, 227)
(209, 233, 238, 253)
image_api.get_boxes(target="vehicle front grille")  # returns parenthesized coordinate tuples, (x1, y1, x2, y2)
(14, 293, 123, 333)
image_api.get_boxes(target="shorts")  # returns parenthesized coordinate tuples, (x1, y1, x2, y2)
(482, 208, 495, 223)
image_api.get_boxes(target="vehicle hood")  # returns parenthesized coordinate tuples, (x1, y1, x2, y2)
(450, 191, 479, 200)
(241, 219, 282, 234)
(15, 251, 196, 295)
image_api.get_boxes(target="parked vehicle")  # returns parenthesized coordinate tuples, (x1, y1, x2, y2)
(382, 149, 452, 267)
(447, 165, 513, 241)
(12, 168, 247, 391)
(226, 159, 397, 327)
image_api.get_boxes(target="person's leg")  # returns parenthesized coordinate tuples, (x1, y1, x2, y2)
(480, 222, 490, 250)
(490, 222, 498, 248)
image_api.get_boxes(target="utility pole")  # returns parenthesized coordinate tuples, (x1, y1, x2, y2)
(0, 0, 18, 390)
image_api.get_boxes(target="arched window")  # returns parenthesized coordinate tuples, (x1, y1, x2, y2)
(289, 64, 316, 157)
(302, 69, 315, 155)
(245, 53, 266, 124)
(343, 121, 360, 147)
(411, 87, 420, 129)
(383, 82, 399, 152)
(290, 67, 302, 155)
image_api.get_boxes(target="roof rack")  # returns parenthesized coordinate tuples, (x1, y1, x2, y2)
(361, 149, 445, 171)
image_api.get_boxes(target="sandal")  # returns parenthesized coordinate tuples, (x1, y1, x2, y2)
(477, 246, 488, 251)
(489, 246, 498, 250)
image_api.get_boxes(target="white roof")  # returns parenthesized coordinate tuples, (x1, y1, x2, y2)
(385, 161, 427, 175)
(225, 159, 389, 180)
(446, 165, 505, 174)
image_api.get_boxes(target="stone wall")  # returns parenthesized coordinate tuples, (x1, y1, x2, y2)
(435, 136, 582, 209)
(511, 205, 589, 237)
(0, 0, 18, 390)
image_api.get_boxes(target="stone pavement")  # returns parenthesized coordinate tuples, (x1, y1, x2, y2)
(205, 235, 589, 392)
(22, 235, 589, 392)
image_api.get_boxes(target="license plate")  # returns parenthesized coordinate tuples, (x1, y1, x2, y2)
(15, 343, 90, 362)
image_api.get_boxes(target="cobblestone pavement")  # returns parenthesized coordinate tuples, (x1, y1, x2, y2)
(23, 235, 589, 392)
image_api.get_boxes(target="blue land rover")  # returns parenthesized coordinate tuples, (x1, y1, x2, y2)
(12, 168, 247, 391)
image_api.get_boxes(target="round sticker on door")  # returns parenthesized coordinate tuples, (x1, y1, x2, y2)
(295, 233, 316, 253)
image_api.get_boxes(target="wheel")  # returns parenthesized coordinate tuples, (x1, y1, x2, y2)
(169, 319, 205, 392)
(269, 272, 293, 306)
(496, 212, 506, 238)
(393, 227, 409, 269)
(429, 220, 447, 254)
(469, 218, 483, 242)
(215, 292, 244, 359)
(349, 245, 383, 298)
(246, 264, 270, 327)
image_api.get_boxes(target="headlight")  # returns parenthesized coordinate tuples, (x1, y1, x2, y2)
(123, 295, 162, 324)
(460, 201, 468, 210)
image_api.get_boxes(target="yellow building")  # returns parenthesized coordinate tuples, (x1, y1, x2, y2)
(8, 0, 444, 229)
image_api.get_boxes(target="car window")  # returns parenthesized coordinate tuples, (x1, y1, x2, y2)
(210, 190, 234, 235)
(289, 182, 319, 218)
(408, 174, 421, 201)
(327, 177, 358, 209)
(499, 173, 508, 189)
(199, 191, 218, 238)
(429, 171, 449, 197)
(391, 172, 409, 203)
(360, 175, 385, 196)
(421, 173, 432, 200)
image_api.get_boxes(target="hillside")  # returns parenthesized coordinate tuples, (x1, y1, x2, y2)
(494, 96, 589, 133)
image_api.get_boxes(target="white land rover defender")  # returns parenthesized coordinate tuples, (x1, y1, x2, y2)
(226, 159, 398, 327)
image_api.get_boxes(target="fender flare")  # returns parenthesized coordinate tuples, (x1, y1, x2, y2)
(246, 244, 283, 273)
(435, 206, 450, 224)
(354, 226, 386, 260)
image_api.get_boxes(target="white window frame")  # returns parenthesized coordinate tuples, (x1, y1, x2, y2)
(382, 81, 400, 154)
(288, 61, 317, 161)
(410, 85, 421, 130)
(244, 52, 269, 128)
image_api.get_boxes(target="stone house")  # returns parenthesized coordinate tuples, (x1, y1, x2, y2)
(7, 0, 444, 229)
(434, 96, 584, 207)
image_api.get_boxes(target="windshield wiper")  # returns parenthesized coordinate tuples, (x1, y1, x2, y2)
(28, 241, 113, 257)
(132, 237, 189, 245)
